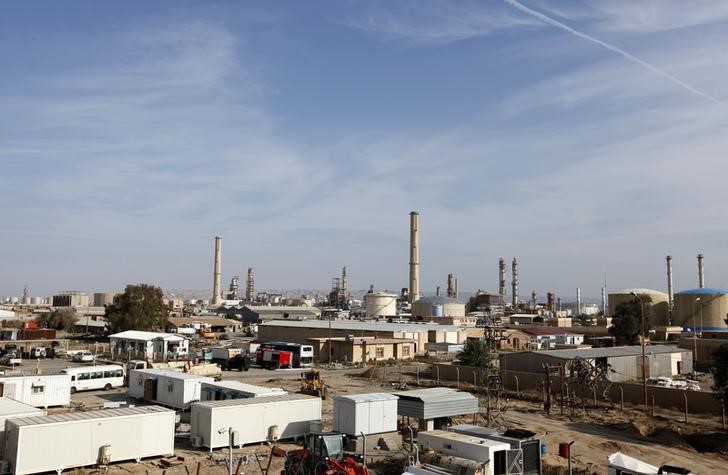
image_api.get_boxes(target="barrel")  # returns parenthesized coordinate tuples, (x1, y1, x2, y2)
(558, 442, 570, 458)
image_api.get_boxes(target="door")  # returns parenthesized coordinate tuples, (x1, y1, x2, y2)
(143, 378, 157, 401)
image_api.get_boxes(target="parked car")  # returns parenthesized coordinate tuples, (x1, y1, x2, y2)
(29, 347, 46, 359)
(72, 351, 95, 363)
(0, 352, 22, 366)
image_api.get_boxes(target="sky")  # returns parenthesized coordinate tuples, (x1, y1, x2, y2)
(2, 0, 728, 300)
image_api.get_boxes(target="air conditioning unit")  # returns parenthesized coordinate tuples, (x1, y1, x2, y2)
(191, 436, 203, 448)
(0, 460, 11, 474)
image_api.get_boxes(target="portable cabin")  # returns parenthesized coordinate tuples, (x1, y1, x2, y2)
(128, 369, 213, 409)
(0, 374, 71, 408)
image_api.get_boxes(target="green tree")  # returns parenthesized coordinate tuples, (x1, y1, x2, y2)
(37, 308, 78, 331)
(457, 339, 489, 367)
(608, 295, 653, 345)
(105, 284, 168, 333)
(712, 342, 728, 400)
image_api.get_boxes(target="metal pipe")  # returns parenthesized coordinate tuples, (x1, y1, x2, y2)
(576, 288, 581, 316)
(631, 292, 648, 407)
(213, 236, 222, 305)
(409, 212, 420, 303)
(666, 255, 674, 324)
(698, 253, 705, 288)
(360, 432, 367, 467)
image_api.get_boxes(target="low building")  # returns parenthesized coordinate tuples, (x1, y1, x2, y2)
(501, 345, 692, 383)
(71, 316, 108, 335)
(236, 305, 321, 324)
(51, 291, 90, 307)
(167, 316, 241, 334)
(308, 336, 416, 363)
(258, 320, 466, 354)
(109, 331, 188, 361)
(519, 328, 584, 349)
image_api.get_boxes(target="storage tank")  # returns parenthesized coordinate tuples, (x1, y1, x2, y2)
(365, 292, 398, 318)
(673, 288, 728, 330)
(608, 288, 669, 326)
(411, 296, 465, 319)
(29, 297, 42, 305)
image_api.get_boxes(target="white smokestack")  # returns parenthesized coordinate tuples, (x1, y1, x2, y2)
(511, 258, 518, 307)
(666, 255, 674, 324)
(698, 253, 705, 288)
(576, 287, 581, 316)
(409, 211, 420, 303)
(212, 236, 222, 305)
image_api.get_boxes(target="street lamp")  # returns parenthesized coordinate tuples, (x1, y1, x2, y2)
(692, 297, 702, 363)
(630, 292, 647, 407)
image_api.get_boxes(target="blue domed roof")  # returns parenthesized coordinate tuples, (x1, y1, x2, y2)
(675, 288, 728, 295)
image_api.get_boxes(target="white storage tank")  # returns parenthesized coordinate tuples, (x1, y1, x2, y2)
(0, 397, 46, 456)
(128, 369, 213, 409)
(4, 405, 175, 474)
(365, 292, 398, 318)
(333, 393, 398, 436)
(0, 374, 71, 408)
(201, 381, 286, 401)
(190, 394, 321, 449)
(417, 430, 510, 475)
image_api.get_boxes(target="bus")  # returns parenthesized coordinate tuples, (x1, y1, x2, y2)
(61, 364, 124, 393)
(259, 342, 314, 368)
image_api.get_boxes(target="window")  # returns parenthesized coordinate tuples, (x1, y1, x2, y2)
(376, 347, 384, 358)
(32, 386, 44, 394)
(78, 372, 90, 381)
(92, 371, 103, 379)
(402, 346, 410, 356)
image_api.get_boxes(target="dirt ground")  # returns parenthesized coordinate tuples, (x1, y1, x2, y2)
(68, 366, 728, 474)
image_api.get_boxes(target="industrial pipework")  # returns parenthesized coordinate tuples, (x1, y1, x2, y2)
(212, 236, 222, 305)
(246, 268, 255, 302)
(498, 258, 506, 297)
(409, 211, 420, 303)
(511, 258, 519, 307)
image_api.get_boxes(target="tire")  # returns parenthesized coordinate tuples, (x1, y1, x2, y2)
(70, 386, 77, 394)
(104, 383, 112, 391)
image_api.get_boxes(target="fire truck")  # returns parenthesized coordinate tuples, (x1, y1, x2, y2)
(255, 346, 292, 369)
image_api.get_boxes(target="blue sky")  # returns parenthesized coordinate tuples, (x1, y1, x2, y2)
(2, 0, 728, 299)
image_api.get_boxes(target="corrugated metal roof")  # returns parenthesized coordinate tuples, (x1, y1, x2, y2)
(202, 381, 286, 395)
(8, 405, 172, 427)
(260, 320, 464, 333)
(394, 388, 478, 419)
(514, 344, 686, 360)
(675, 288, 728, 295)
(130, 369, 211, 380)
(193, 393, 318, 408)
(334, 393, 399, 403)
(109, 330, 186, 341)
(0, 397, 45, 418)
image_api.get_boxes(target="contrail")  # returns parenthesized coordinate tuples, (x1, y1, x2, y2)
(504, 0, 724, 106)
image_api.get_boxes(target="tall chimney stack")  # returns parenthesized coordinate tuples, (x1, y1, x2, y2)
(212, 236, 222, 305)
(408, 211, 420, 303)
(447, 273, 455, 298)
(245, 268, 255, 302)
(576, 287, 581, 316)
(498, 258, 506, 296)
(601, 286, 607, 316)
(511, 258, 519, 308)
(666, 255, 674, 324)
(531, 291, 537, 310)
(698, 253, 705, 288)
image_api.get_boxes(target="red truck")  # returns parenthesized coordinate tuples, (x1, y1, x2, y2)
(256, 347, 292, 369)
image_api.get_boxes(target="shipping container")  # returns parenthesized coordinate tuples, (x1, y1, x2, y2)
(333, 393, 398, 436)
(417, 430, 510, 475)
(0, 397, 45, 456)
(0, 374, 71, 408)
(128, 369, 214, 409)
(190, 394, 321, 449)
(5, 406, 175, 474)
(200, 381, 286, 401)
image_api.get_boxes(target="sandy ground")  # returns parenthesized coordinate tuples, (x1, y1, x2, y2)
(34, 363, 728, 474)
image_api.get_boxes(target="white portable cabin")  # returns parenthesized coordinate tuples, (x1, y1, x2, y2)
(190, 394, 321, 449)
(0, 374, 71, 408)
(333, 393, 398, 436)
(0, 397, 45, 456)
(417, 430, 510, 475)
(128, 369, 213, 409)
(200, 381, 287, 401)
(4, 405, 175, 475)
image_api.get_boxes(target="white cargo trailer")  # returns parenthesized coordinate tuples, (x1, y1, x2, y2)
(417, 430, 510, 475)
(191, 394, 321, 449)
(0, 374, 71, 408)
(333, 393, 398, 436)
(128, 369, 213, 409)
(0, 397, 45, 456)
(200, 381, 286, 401)
(4, 405, 175, 475)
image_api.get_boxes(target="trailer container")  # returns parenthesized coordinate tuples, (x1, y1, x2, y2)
(128, 369, 213, 409)
(200, 381, 286, 401)
(190, 394, 321, 449)
(333, 393, 398, 436)
(417, 430, 510, 475)
(0, 397, 45, 456)
(5, 405, 175, 474)
(449, 424, 542, 474)
(0, 373, 71, 407)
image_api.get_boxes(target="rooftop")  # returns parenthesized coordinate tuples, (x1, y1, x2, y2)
(612, 288, 668, 295)
(109, 330, 186, 341)
(0, 397, 45, 418)
(520, 328, 581, 336)
(413, 295, 462, 305)
(510, 344, 686, 360)
(334, 393, 399, 403)
(168, 316, 237, 327)
(193, 393, 318, 408)
(675, 288, 728, 296)
(260, 320, 464, 333)
(8, 405, 172, 427)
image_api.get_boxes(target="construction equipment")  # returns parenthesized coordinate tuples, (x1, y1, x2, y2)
(299, 369, 327, 400)
(285, 432, 368, 475)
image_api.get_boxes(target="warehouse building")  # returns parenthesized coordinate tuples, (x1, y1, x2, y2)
(308, 336, 416, 363)
(500, 345, 692, 383)
(258, 320, 466, 355)
(236, 305, 321, 323)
